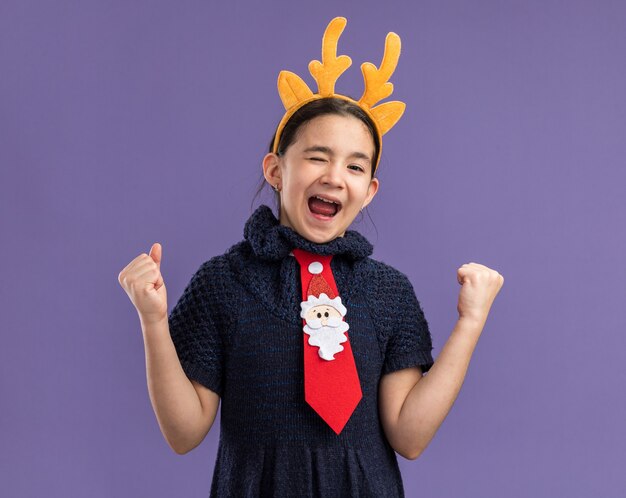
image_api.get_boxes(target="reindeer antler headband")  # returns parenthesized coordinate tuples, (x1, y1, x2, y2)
(272, 17, 406, 173)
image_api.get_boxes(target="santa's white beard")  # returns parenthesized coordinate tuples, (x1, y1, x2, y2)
(303, 320, 350, 361)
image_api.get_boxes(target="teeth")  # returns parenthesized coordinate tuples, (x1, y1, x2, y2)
(315, 196, 337, 204)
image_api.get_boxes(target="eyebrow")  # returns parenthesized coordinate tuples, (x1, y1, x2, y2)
(302, 146, 372, 165)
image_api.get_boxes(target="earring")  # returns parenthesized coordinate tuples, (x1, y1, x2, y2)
(273, 184, 280, 192)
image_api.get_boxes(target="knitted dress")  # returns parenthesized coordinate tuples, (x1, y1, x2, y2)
(168, 205, 434, 497)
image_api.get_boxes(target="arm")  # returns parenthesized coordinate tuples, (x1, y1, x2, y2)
(379, 316, 483, 460)
(379, 262, 504, 460)
(141, 315, 220, 455)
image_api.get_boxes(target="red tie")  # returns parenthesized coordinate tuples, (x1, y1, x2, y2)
(292, 248, 362, 434)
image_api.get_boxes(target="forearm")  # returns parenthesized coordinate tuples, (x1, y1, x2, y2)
(397, 316, 484, 459)
(140, 315, 206, 454)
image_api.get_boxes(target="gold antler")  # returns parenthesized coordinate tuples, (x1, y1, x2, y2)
(276, 70, 314, 111)
(273, 17, 407, 170)
(308, 17, 352, 96)
(359, 32, 400, 107)
(276, 17, 351, 111)
(358, 32, 405, 135)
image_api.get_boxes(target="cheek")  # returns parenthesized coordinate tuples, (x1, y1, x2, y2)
(285, 178, 311, 203)
(350, 181, 373, 202)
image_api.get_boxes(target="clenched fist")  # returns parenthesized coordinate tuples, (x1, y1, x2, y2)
(456, 262, 504, 325)
(118, 243, 168, 325)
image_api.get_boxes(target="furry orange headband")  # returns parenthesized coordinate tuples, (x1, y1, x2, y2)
(272, 17, 406, 173)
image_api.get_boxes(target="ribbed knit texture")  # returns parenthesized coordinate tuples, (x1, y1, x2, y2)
(168, 205, 434, 497)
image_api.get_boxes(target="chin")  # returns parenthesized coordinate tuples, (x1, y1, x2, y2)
(291, 219, 330, 243)
(302, 223, 348, 244)
(283, 204, 351, 244)
(302, 230, 336, 244)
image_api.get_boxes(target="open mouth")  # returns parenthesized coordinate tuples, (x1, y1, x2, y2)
(308, 195, 342, 218)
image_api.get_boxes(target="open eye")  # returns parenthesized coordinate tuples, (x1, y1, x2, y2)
(348, 164, 365, 172)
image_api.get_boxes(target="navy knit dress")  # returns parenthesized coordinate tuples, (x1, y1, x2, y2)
(168, 205, 434, 497)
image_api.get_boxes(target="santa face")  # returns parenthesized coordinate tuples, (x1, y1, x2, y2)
(303, 304, 350, 361)
(304, 305, 343, 329)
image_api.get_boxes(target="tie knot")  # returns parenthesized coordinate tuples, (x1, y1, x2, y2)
(292, 248, 333, 270)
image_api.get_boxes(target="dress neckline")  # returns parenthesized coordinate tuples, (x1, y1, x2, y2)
(243, 205, 373, 261)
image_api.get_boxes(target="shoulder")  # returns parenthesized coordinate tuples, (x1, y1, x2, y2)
(190, 254, 232, 287)
(183, 243, 249, 304)
(359, 257, 415, 293)
(194, 240, 251, 281)
(357, 256, 424, 315)
(182, 243, 251, 321)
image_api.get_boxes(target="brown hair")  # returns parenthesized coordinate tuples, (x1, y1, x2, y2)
(270, 97, 380, 178)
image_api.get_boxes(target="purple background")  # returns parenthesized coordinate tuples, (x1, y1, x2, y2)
(2, 1, 625, 496)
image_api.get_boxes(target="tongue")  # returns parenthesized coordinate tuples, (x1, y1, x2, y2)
(309, 197, 337, 216)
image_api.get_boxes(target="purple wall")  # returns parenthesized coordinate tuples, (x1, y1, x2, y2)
(2, 1, 625, 496)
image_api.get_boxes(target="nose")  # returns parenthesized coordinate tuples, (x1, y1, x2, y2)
(319, 162, 344, 189)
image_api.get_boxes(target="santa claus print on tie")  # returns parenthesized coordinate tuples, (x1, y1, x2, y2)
(300, 291, 349, 361)
(292, 248, 363, 434)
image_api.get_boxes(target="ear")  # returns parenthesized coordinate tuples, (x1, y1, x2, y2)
(262, 153, 282, 190)
(361, 177, 379, 209)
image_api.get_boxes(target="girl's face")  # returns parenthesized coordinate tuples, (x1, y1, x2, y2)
(263, 114, 379, 244)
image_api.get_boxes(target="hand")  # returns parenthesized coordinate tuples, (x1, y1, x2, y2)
(118, 243, 168, 325)
(456, 262, 504, 325)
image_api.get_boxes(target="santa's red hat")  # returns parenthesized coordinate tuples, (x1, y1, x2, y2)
(300, 264, 347, 318)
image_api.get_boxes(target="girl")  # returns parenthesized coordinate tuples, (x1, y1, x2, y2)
(118, 18, 503, 497)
